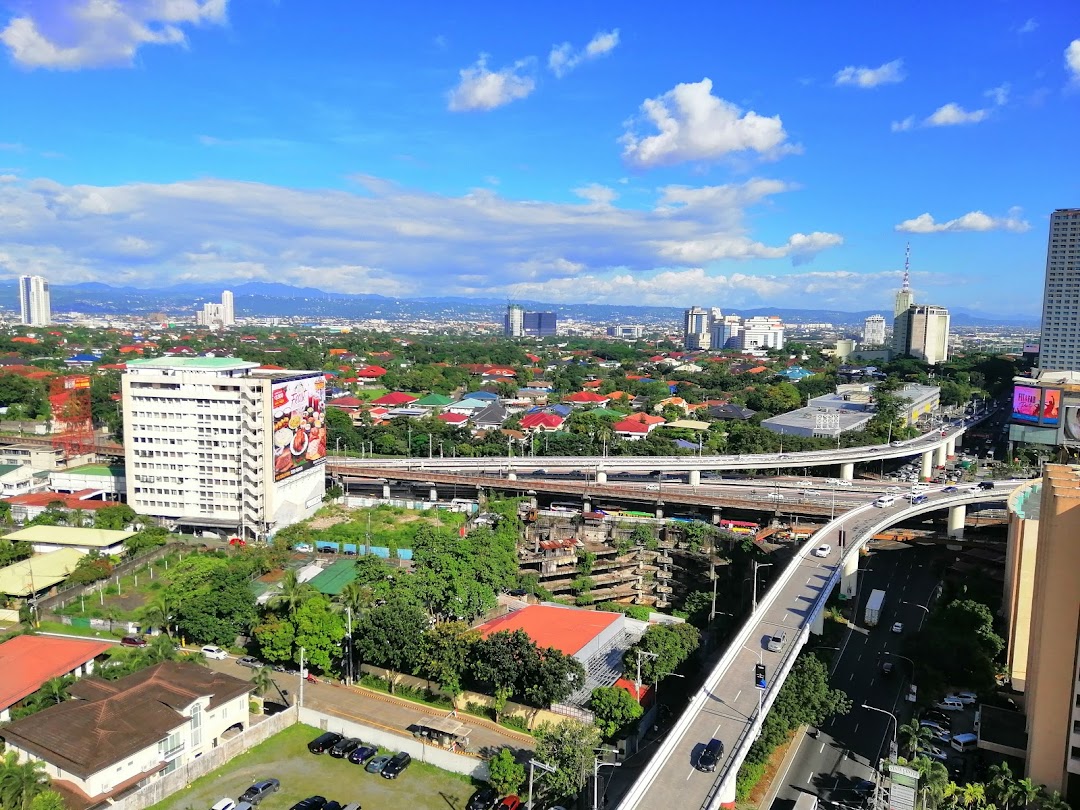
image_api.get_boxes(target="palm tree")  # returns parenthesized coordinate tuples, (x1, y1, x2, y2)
(270, 569, 315, 617)
(961, 783, 987, 810)
(38, 678, 68, 706)
(899, 719, 933, 757)
(141, 594, 174, 636)
(1014, 779, 1040, 810)
(0, 755, 50, 810)
(1038, 791, 1069, 810)
(987, 763, 1019, 810)
(912, 756, 950, 805)
(335, 581, 374, 617)
(144, 634, 179, 664)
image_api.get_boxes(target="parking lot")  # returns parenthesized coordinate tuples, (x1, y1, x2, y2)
(147, 724, 480, 810)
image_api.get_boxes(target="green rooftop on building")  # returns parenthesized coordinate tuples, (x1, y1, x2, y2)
(127, 356, 257, 370)
(309, 560, 358, 595)
(414, 393, 453, 407)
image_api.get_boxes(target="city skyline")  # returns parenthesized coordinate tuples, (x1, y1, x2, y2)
(0, 2, 1076, 313)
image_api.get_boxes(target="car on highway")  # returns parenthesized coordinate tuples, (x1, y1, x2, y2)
(910, 483, 929, 494)
(767, 630, 786, 652)
(365, 754, 392, 774)
(886, 486, 902, 494)
(909, 494, 929, 505)
(347, 744, 377, 765)
(466, 786, 500, 810)
(307, 732, 343, 754)
(238, 780, 280, 804)
(201, 645, 229, 660)
(381, 751, 412, 779)
(942, 486, 959, 493)
(237, 656, 262, 668)
(812, 544, 832, 558)
(891, 622, 904, 634)
(890, 440, 903, 447)
(874, 495, 897, 508)
(880, 661, 894, 677)
(696, 738, 724, 772)
(978, 481, 995, 490)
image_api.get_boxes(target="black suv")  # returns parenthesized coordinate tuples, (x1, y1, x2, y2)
(381, 751, 412, 779)
(289, 798, 326, 810)
(329, 738, 361, 758)
(466, 787, 499, 810)
(697, 739, 724, 772)
(978, 481, 995, 490)
(239, 780, 280, 804)
(307, 732, 343, 754)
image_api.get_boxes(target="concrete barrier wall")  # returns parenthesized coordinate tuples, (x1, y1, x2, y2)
(298, 706, 489, 781)
(110, 708, 299, 810)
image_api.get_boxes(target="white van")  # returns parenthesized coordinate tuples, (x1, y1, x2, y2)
(935, 697, 965, 712)
(950, 732, 978, 752)
(874, 495, 897, 508)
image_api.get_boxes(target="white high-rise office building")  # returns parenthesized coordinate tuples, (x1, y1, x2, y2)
(894, 304, 950, 365)
(738, 316, 785, 350)
(711, 314, 743, 349)
(18, 275, 51, 326)
(122, 357, 327, 540)
(683, 307, 711, 350)
(196, 291, 235, 330)
(1038, 209, 1080, 371)
(862, 314, 886, 346)
(221, 290, 235, 327)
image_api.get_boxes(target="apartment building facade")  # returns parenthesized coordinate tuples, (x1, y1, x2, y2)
(122, 357, 326, 540)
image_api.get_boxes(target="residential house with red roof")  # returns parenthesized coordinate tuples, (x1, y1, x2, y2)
(612, 412, 666, 441)
(354, 365, 387, 382)
(562, 391, 610, 407)
(0, 635, 113, 722)
(519, 412, 565, 433)
(369, 392, 418, 407)
(475, 604, 628, 667)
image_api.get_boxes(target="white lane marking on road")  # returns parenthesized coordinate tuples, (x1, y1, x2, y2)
(854, 722, 859, 732)
(733, 691, 741, 703)
(849, 673, 854, 681)
(807, 772, 814, 784)
(819, 743, 826, 754)
(857, 653, 862, 661)
(782, 614, 788, 622)
(807, 577, 813, 585)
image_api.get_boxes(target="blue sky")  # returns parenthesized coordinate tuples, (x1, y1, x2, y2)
(0, 0, 1076, 315)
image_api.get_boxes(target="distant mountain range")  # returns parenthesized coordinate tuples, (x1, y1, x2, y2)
(0, 279, 1040, 328)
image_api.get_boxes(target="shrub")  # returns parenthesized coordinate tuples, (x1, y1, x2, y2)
(736, 759, 768, 800)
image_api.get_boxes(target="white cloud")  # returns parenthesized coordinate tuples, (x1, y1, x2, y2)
(1067, 40, 1080, 83)
(984, 83, 1010, 106)
(1017, 18, 1038, 34)
(834, 58, 905, 88)
(895, 208, 1031, 234)
(548, 29, 619, 77)
(447, 54, 535, 111)
(0, 174, 844, 300)
(925, 102, 989, 126)
(620, 78, 797, 168)
(890, 116, 915, 132)
(0, 0, 228, 70)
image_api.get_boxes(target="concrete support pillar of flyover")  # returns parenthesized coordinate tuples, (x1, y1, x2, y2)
(946, 437, 957, 458)
(429, 487, 437, 502)
(381, 482, 391, 499)
(839, 461, 854, 481)
(583, 498, 592, 514)
(714, 774, 737, 809)
(948, 504, 966, 539)
(935, 442, 948, 468)
(840, 552, 859, 600)
(811, 607, 825, 636)
(711, 507, 722, 525)
(507, 471, 517, 481)
(688, 469, 701, 487)
(921, 450, 933, 481)
(655, 503, 664, 520)
(595, 469, 607, 484)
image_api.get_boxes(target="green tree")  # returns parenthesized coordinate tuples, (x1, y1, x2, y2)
(420, 621, 479, 698)
(0, 753, 50, 810)
(253, 616, 297, 664)
(590, 686, 644, 739)
(93, 503, 137, 531)
(487, 748, 525, 797)
(28, 790, 65, 810)
(171, 567, 256, 648)
(353, 594, 428, 690)
(522, 648, 586, 708)
(899, 719, 933, 758)
(470, 629, 538, 700)
(292, 595, 346, 674)
(269, 568, 316, 617)
(532, 719, 601, 800)
(623, 622, 701, 684)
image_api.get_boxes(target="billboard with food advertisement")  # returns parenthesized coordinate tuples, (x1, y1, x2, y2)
(1011, 385, 1042, 423)
(271, 375, 327, 482)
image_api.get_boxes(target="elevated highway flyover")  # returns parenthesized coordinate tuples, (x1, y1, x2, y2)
(614, 479, 1023, 810)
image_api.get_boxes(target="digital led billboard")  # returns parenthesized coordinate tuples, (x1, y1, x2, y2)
(1040, 388, 1062, 425)
(1012, 385, 1041, 423)
(271, 375, 327, 482)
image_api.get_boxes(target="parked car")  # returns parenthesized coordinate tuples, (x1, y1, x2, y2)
(945, 692, 977, 705)
(307, 732, 343, 754)
(466, 787, 500, 810)
(211, 800, 236, 810)
(237, 656, 262, 669)
(322, 802, 342, 810)
(330, 737, 361, 758)
(497, 798, 523, 810)
(239, 780, 280, 804)
(289, 798, 326, 810)
(201, 645, 228, 660)
(381, 751, 412, 779)
(295, 543, 313, 553)
(347, 745, 377, 765)
(891, 622, 904, 634)
(365, 755, 392, 774)
(813, 544, 831, 558)
(935, 698, 965, 712)
(920, 719, 947, 734)
(120, 636, 147, 648)
(697, 738, 724, 772)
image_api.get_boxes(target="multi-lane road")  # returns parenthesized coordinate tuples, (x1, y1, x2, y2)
(765, 540, 943, 809)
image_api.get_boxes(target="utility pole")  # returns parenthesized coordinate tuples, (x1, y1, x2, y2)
(592, 748, 621, 810)
(526, 758, 556, 810)
(752, 560, 773, 613)
(634, 650, 659, 697)
(344, 608, 353, 686)
(298, 646, 306, 708)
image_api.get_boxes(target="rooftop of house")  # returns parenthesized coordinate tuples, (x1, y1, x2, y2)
(475, 604, 622, 657)
(0, 635, 113, 712)
(4, 526, 137, 547)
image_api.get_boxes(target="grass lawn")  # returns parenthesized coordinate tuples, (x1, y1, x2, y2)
(147, 723, 479, 810)
(54, 550, 184, 623)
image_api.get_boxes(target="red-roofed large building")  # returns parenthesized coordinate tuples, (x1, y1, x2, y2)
(370, 392, 417, 407)
(476, 604, 627, 665)
(355, 365, 388, 382)
(613, 413, 665, 441)
(0, 635, 113, 721)
(4, 490, 112, 523)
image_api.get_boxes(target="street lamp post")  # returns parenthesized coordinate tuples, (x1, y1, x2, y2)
(751, 560, 774, 613)
(741, 644, 765, 719)
(861, 703, 898, 768)
(592, 748, 621, 810)
(634, 649, 659, 697)
(526, 758, 556, 810)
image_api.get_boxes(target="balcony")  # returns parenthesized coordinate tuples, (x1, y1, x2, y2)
(158, 740, 185, 759)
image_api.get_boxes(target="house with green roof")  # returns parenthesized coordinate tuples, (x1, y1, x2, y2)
(414, 393, 453, 408)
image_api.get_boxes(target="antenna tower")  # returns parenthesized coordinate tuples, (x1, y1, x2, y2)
(901, 242, 911, 291)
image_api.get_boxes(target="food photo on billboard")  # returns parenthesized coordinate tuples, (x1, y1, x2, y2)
(1011, 385, 1041, 423)
(1040, 388, 1061, 425)
(271, 376, 327, 481)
